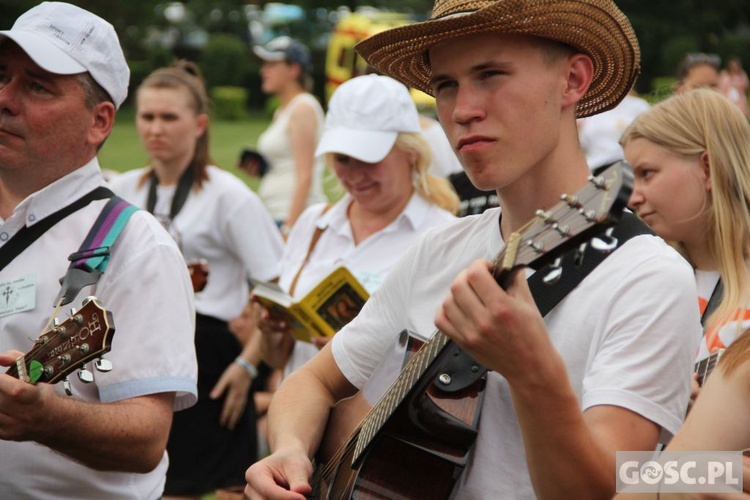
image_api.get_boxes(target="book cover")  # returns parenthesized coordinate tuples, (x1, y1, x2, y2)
(250, 267, 369, 343)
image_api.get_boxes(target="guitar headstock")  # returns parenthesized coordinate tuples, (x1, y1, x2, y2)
(6, 296, 115, 386)
(495, 160, 633, 277)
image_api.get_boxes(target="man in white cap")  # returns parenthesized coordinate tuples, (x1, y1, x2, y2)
(0, 3, 197, 498)
(245, 0, 701, 498)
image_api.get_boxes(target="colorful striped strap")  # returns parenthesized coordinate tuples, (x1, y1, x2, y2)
(68, 197, 139, 273)
(55, 196, 139, 306)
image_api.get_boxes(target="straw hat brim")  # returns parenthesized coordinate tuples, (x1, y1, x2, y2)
(355, 0, 640, 118)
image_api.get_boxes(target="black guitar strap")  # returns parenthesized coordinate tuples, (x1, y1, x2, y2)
(146, 163, 194, 223)
(530, 211, 653, 316)
(0, 186, 114, 272)
(439, 211, 654, 392)
(700, 278, 723, 328)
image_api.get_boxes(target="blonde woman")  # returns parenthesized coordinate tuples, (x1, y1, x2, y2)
(622, 88, 750, 377)
(252, 74, 459, 377)
(614, 332, 750, 499)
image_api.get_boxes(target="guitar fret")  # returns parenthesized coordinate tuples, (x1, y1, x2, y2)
(354, 331, 451, 461)
(694, 350, 724, 386)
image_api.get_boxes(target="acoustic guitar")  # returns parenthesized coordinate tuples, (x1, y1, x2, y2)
(312, 162, 634, 499)
(5, 296, 115, 394)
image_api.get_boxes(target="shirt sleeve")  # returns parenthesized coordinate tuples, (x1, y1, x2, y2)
(92, 211, 198, 411)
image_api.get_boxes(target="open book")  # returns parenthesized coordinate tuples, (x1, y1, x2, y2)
(250, 267, 370, 343)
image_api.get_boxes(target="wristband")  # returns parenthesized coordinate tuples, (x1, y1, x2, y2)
(234, 356, 258, 378)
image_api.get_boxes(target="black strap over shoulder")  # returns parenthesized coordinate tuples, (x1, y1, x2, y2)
(0, 186, 114, 272)
(530, 211, 653, 316)
(437, 211, 653, 393)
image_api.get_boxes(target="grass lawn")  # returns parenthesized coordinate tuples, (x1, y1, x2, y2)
(99, 109, 272, 192)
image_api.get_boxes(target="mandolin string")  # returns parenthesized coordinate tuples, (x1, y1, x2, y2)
(14, 297, 69, 378)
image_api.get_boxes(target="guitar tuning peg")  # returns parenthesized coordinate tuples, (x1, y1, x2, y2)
(542, 258, 563, 285)
(69, 307, 77, 316)
(52, 317, 60, 327)
(95, 358, 113, 373)
(590, 227, 619, 253)
(77, 369, 94, 383)
(63, 377, 73, 396)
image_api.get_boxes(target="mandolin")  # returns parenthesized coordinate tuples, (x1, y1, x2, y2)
(5, 296, 115, 394)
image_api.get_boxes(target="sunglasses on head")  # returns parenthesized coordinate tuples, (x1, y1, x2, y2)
(684, 53, 721, 68)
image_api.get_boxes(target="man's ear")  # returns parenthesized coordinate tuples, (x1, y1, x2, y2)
(562, 53, 594, 111)
(88, 101, 116, 148)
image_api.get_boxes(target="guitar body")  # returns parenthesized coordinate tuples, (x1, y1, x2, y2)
(315, 331, 486, 499)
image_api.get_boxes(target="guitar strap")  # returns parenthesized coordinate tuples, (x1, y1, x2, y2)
(530, 211, 653, 316)
(700, 278, 723, 328)
(55, 195, 139, 307)
(439, 211, 654, 391)
(288, 204, 333, 297)
(0, 186, 113, 272)
(145, 163, 195, 223)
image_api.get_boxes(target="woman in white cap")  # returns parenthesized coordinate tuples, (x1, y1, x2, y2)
(251, 74, 460, 379)
(253, 37, 328, 234)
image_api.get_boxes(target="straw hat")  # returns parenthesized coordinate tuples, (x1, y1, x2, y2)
(355, 0, 640, 118)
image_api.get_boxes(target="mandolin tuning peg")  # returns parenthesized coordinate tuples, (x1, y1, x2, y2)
(63, 377, 73, 396)
(77, 369, 94, 383)
(95, 358, 113, 373)
(542, 258, 563, 285)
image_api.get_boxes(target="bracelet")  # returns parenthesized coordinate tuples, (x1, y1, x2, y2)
(234, 356, 258, 378)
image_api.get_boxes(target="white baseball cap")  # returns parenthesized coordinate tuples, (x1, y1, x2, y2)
(315, 74, 420, 163)
(0, 2, 129, 109)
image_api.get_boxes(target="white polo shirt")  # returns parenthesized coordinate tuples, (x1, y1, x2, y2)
(0, 158, 197, 499)
(278, 192, 456, 375)
(110, 165, 284, 321)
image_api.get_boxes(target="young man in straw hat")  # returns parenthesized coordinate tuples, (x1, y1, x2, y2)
(245, 0, 700, 497)
(0, 3, 197, 497)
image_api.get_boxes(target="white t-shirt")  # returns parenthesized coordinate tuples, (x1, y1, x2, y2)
(578, 95, 651, 171)
(0, 159, 197, 499)
(110, 165, 284, 321)
(278, 193, 456, 376)
(257, 93, 327, 222)
(331, 207, 701, 498)
(695, 268, 750, 362)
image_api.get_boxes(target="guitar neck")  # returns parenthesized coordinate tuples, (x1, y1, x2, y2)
(354, 330, 452, 462)
(694, 350, 723, 387)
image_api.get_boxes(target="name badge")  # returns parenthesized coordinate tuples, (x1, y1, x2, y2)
(0, 273, 36, 318)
